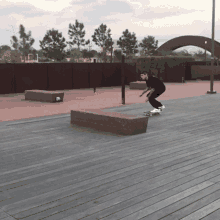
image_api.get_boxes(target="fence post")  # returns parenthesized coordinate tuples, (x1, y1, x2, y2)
(182, 77, 185, 83)
(121, 55, 125, 105)
(93, 59, 96, 93)
(13, 67, 16, 93)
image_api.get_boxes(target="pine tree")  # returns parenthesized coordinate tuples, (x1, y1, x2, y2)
(139, 36, 158, 56)
(117, 29, 139, 59)
(67, 20, 90, 51)
(91, 23, 114, 63)
(39, 28, 68, 62)
(9, 24, 36, 63)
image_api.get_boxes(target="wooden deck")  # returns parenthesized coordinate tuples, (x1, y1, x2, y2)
(1, 93, 220, 220)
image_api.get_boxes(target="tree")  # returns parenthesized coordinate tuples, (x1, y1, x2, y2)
(66, 48, 83, 62)
(139, 36, 158, 56)
(4, 25, 22, 62)
(192, 49, 206, 60)
(87, 40, 95, 52)
(67, 20, 90, 51)
(117, 29, 139, 59)
(0, 50, 24, 63)
(0, 49, 11, 63)
(80, 49, 94, 62)
(113, 49, 123, 62)
(0, 46, 25, 64)
(89, 49, 98, 58)
(34, 49, 44, 58)
(0, 45, 11, 63)
(65, 47, 84, 62)
(158, 49, 173, 57)
(10, 50, 24, 63)
(91, 51, 102, 63)
(174, 49, 192, 57)
(39, 28, 68, 61)
(0, 45, 11, 56)
(10, 24, 36, 62)
(91, 23, 114, 63)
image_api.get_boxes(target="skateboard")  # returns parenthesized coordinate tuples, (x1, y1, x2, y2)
(144, 111, 161, 117)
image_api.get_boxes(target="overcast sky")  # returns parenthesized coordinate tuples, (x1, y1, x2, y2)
(1, 0, 220, 55)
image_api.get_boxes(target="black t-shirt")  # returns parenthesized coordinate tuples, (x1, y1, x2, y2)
(145, 76, 166, 91)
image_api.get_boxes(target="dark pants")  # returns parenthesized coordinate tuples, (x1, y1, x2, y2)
(147, 88, 166, 109)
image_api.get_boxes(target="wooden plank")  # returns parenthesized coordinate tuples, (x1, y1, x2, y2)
(0, 208, 16, 220)
(155, 186, 220, 220)
(200, 207, 220, 220)
(5, 114, 70, 126)
(2, 94, 220, 220)
(180, 198, 220, 220)
(99, 182, 214, 220)
(0, 149, 218, 219)
(0, 133, 212, 188)
(65, 168, 220, 220)
(0, 135, 63, 152)
(59, 141, 220, 219)
(138, 185, 220, 220)
(3, 138, 220, 218)
(0, 133, 54, 145)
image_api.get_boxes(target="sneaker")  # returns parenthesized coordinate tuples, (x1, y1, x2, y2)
(150, 108, 161, 113)
(158, 105, 165, 111)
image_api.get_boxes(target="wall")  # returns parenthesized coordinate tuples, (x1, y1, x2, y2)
(191, 66, 220, 80)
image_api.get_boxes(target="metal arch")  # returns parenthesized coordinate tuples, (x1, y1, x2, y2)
(156, 35, 220, 58)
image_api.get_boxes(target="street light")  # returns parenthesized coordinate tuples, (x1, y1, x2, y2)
(205, 41, 207, 65)
(207, 0, 217, 94)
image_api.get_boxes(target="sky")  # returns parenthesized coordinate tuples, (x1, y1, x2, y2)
(1, 0, 220, 56)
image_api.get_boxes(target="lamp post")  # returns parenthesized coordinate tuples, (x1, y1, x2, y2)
(207, 0, 217, 94)
(205, 41, 207, 65)
(111, 40, 113, 63)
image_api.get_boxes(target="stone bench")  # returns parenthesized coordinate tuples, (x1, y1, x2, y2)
(25, 90, 64, 103)
(70, 109, 149, 135)
(130, 81, 147, 90)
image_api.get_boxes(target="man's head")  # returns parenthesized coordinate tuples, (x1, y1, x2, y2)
(140, 71, 149, 80)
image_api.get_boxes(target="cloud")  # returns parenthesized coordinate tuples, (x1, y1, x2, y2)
(0, 0, 73, 12)
(0, 0, 219, 54)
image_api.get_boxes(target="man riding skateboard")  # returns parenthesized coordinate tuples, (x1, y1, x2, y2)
(139, 71, 166, 115)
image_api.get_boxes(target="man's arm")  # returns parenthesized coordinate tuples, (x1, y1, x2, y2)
(140, 87, 155, 97)
(147, 88, 155, 98)
(140, 87, 151, 97)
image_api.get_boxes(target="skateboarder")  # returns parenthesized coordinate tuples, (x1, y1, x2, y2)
(139, 71, 166, 114)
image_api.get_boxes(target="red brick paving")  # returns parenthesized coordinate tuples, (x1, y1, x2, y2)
(0, 80, 219, 122)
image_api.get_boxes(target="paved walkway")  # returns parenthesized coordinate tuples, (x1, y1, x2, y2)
(0, 80, 219, 124)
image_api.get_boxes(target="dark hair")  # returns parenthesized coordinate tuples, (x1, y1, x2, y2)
(141, 71, 153, 77)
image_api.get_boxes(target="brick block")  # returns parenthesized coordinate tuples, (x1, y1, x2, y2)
(70, 109, 149, 135)
(25, 90, 64, 102)
(130, 81, 147, 90)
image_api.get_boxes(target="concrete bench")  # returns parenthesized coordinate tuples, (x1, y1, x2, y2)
(130, 81, 147, 90)
(25, 90, 64, 103)
(70, 109, 149, 135)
